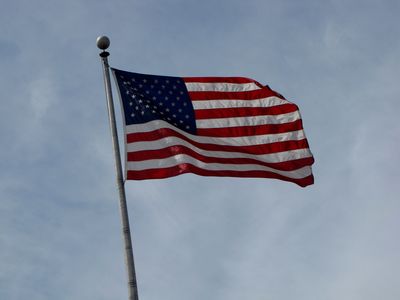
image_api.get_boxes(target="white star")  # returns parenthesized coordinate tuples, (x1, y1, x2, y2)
(129, 102, 133, 106)
(143, 79, 147, 83)
(166, 108, 170, 112)
(185, 115, 189, 119)
(171, 102, 175, 106)
(131, 113, 135, 117)
(165, 96, 169, 100)
(166, 80, 170, 84)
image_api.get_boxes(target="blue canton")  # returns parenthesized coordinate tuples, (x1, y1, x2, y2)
(113, 69, 197, 135)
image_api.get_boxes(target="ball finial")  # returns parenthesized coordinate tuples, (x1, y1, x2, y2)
(96, 36, 110, 50)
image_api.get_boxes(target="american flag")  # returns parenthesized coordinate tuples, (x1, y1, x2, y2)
(112, 68, 314, 187)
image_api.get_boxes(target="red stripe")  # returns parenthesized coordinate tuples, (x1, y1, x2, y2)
(194, 103, 298, 120)
(127, 121, 303, 142)
(127, 145, 314, 171)
(183, 77, 260, 84)
(126, 128, 309, 155)
(126, 165, 314, 187)
(188, 87, 284, 101)
(197, 119, 304, 137)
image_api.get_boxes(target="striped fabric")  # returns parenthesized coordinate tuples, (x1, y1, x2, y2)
(112, 68, 314, 187)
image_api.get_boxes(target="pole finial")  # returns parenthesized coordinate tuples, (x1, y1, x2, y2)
(96, 35, 110, 50)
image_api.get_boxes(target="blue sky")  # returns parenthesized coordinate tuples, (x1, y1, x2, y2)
(1, 0, 399, 299)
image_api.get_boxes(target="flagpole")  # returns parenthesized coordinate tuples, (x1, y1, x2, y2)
(97, 35, 139, 300)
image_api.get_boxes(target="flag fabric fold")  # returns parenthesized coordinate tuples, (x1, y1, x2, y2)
(112, 68, 314, 187)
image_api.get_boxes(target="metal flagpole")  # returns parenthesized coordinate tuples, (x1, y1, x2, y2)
(96, 36, 139, 300)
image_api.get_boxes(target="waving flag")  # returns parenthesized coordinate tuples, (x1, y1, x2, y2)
(112, 68, 314, 187)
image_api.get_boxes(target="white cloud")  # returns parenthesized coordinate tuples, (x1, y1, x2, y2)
(29, 74, 56, 120)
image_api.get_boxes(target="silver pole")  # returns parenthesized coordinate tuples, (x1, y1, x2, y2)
(96, 36, 139, 300)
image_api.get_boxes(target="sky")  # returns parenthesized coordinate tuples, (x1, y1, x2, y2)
(1, 0, 399, 299)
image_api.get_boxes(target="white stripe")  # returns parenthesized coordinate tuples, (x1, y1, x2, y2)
(127, 137, 312, 164)
(185, 82, 261, 92)
(196, 111, 301, 129)
(192, 96, 289, 110)
(125, 120, 305, 146)
(126, 155, 312, 179)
